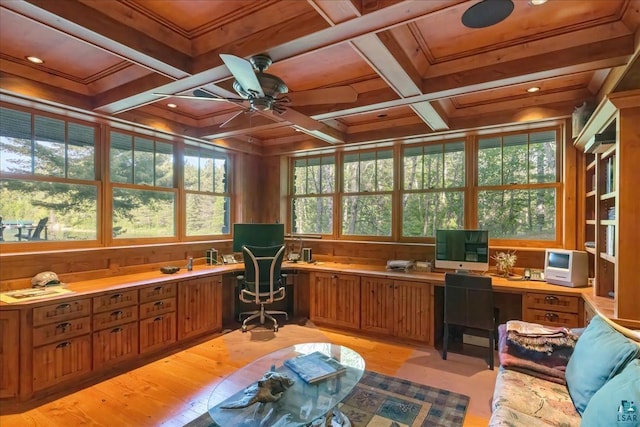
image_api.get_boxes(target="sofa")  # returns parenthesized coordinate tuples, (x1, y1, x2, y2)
(489, 315, 640, 427)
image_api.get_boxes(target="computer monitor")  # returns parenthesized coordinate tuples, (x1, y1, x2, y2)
(435, 229, 489, 273)
(543, 249, 588, 287)
(232, 223, 285, 253)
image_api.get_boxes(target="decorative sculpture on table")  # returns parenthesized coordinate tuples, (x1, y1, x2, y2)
(219, 369, 294, 409)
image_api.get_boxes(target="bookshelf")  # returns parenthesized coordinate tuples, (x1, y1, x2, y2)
(575, 90, 640, 323)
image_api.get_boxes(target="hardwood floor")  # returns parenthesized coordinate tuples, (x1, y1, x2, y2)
(0, 321, 497, 426)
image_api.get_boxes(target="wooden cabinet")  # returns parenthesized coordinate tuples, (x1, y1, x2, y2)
(361, 277, 430, 342)
(92, 289, 139, 368)
(523, 292, 582, 328)
(577, 91, 640, 325)
(177, 276, 222, 340)
(0, 310, 20, 398)
(392, 280, 431, 342)
(139, 283, 177, 354)
(310, 272, 360, 329)
(32, 298, 92, 392)
(361, 277, 394, 335)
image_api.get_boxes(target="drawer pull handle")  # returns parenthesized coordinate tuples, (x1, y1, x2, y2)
(110, 293, 123, 300)
(154, 286, 162, 291)
(111, 327, 123, 333)
(544, 312, 559, 320)
(153, 316, 164, 322)
(56, 303, 71, 311)
(56, 341, 71, 348)
(111, 310, 123, 318)
(154, 301, 164, 307)
(544, 295, 559, 303)
(56, 322, 72, 331)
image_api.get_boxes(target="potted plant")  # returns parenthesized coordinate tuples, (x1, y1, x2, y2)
(492, 251, 517, 277)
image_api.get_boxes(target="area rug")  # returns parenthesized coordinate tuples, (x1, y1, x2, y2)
(184, 370, 469, 427)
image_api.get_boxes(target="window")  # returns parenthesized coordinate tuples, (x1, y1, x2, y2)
(184, 145, 230, 236)
(477, 130, 558, 240)
(342, 149, 393, 237)
(0, 107, 98, 243)
(291, 155, 335, 234)
(402, 142, 465, 237)
(109, 131, 175, 239)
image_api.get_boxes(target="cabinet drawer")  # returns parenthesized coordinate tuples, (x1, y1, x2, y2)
(139, 283, 176, 303)
(93, 290, 138, 313)
(92, 321, 139, 368)
(524, 293, 579, 314)
(32, 335, 92, 391)
(524, 309, 580, 328)
(33, 316, 92, 347)
(33, 298, 91, 327)
(93, 306, 138, 331)
(139, 311, 176, 354)
(140, 297, 176, 319)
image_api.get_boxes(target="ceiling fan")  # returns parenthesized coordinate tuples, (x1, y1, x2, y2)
(161, 53, 358, 132)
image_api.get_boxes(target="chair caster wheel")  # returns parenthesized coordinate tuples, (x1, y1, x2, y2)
(273, 326, 278, 332)
(241, 326, 247, 332)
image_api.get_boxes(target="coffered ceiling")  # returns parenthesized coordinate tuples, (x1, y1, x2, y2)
(0, 0, 638, 154)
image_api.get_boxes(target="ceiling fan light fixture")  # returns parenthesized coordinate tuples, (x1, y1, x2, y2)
(462, 0, 514, 29)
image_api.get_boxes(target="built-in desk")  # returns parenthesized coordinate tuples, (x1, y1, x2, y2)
(0, 261, 613, 404)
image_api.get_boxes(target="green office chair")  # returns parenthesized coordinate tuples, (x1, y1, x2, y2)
(442, 272, 496, 369)
(238, 244, 287, 332)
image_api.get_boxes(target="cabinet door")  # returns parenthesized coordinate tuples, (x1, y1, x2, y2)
(32, 335, 92, 392)
(310, 273, 360, 329)
(92, 321, 139, 368)
(139, 312, 176, 354)
(393, 280, 430, 342)
(177, 276, 222, 340)
(360, 277, 394, 335)
(0, 311, 20, 398)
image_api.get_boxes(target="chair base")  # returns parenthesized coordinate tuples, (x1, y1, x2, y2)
(441, 323, 495, 370)
(239, 304, 288, 332)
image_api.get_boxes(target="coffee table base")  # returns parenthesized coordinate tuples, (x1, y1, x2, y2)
(308, 407, 351, 427)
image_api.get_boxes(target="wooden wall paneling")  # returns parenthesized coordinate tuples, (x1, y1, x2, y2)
(0, 310, 20, 398)
(563, 121, 579, 249)
(0, 242, 233, 291)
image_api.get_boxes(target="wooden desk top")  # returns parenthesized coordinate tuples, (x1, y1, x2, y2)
(0, 260, 601, 314)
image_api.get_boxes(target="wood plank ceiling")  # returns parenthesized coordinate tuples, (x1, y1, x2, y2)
(0, 0, 638, 154)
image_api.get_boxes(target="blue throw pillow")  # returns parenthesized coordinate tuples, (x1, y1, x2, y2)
(565, 315, 640, 415)
(581, 359, 640, 427)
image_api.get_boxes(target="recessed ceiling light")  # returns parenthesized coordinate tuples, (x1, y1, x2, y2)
(26, 56, 44, 64)
(528, 0, 548, 5)
(527, 87, 540, 93)
(167, 103, 177, 108)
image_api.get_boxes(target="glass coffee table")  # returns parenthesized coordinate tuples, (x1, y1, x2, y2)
(208, 343, 365, 426)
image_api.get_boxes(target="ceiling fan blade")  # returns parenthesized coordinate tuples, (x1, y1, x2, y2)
(220, 110, 250, 128)
(287, 86, 358, 106)
(220, 54, 264, 97)
(276, 107, 323, 131)
(152, 90, 245, 103)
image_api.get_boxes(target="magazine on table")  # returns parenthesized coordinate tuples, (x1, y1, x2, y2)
(283, 351, 347, 384)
